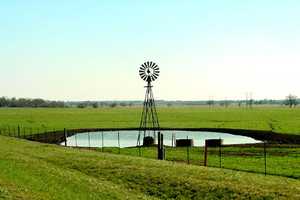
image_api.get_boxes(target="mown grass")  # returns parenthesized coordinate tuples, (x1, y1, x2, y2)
(99, 145, 300, 179)
(0, 135, 300, 199)
(0, 107, 300, 135)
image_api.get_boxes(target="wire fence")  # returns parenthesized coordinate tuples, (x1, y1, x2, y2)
(0, 127, 299, 179)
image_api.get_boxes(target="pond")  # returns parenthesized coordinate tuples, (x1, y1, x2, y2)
(63, 130, 261, 148)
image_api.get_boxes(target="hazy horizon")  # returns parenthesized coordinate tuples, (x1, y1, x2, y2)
(1, 1, 299, 101)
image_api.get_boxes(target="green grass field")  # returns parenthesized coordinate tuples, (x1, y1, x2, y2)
(1, 136, 300, 200)
(1, 107, 300, 199)
(0, 107, 300, 135)
(99, 145, 300, 179)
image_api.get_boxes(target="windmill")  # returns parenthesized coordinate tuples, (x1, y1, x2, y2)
(137, 61, 160, 146)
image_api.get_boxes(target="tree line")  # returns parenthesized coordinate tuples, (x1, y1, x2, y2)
(206, 94, 298, 108)
(0, 97, 64, 108)
(0, 95, 298, 108)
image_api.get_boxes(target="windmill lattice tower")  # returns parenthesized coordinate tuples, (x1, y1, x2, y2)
(137, 61, 160, 146)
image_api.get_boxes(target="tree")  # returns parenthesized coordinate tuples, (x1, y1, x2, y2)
(109, 102, 117, 108)
(0, 97, 8, 107)
(92, 102, 99, 108)
(285, 94, 298, 108)
(206, 100, 214, 107)
(120, 102, 127, 107)
(220, 100, 230, 108)
(77, 103, 87, 108)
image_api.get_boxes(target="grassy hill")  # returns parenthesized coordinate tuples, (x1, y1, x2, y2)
(0, 107, 300, 135)
(0, 135, 299, 200)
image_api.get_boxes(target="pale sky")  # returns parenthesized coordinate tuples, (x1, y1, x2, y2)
(1, 1, 299, 101)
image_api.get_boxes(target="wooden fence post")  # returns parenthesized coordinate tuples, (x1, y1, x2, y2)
(264, 141, 267, 176)
(88, 131, 91, 149)
(101, 131, 104, 152)
(204, 142, 208, 167)
(17, 125, 20, 138)
(187, 136, 190, 164)
(158, 132, 164, 160)
(64, 128, 67, 147)
(118, 131, 120, 154)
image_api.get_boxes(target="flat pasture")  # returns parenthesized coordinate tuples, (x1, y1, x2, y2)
(0, 107, 300, 135)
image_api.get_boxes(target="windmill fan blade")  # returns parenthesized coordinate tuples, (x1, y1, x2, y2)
(153, 65, 158, 69)
(150, 62, 155, 68)
(139, 73, 145, 77)
(140, 73, 146, 78)
(146, 61, 150, 67)
(152, 74, 158, 79)
(140, 73, 146, 79)
(140, 64, 146, 69)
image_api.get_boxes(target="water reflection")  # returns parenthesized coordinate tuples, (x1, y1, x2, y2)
(63, 130, 261, 148)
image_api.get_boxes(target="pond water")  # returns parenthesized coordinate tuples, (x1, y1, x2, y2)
(63, 130, 261, 148)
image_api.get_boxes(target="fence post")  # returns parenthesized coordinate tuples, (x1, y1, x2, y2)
(204, 141, 208, 167)
(137, 133, 141, 156)
(101, 131, 104, 152)
(187, 136, 190, 164)
(8, 126, 11, 137)
(158, 132, 161, 159)
(88, 131, 91, 149)
(75, 131, 78, 147)
(172, 133, 176, 148)
(17, 126, 20, 138)
(35, 128, 41, 141)
(64, 128, 67, 147)
(157, 132, 164, 160)
(264, 140, 267, 176)
(118, 131, 120, 154)
(219, 138, 222, 168)
(44, 128, 47, 142)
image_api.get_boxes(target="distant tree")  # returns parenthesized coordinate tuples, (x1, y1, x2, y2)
(0, 97, 8, 107)
(285, 94, 298, 108)
(109, 102, 117, 108)
(77, 103, 87, 108)
(167, 103, 172, 107)
(206, 100, 214, 107)
(92, 102, 99, 108)
(0, 97, 64, 108)
(120, 102, 127, 107)
(238, 101, 242, 107)
(220, 100, 230, 108)
(249, 98, 254, 108)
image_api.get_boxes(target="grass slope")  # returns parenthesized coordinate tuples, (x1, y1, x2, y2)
(100, 145, 300, 179)
(0, 107, 300, 135)
(0, 136, 300, 199)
